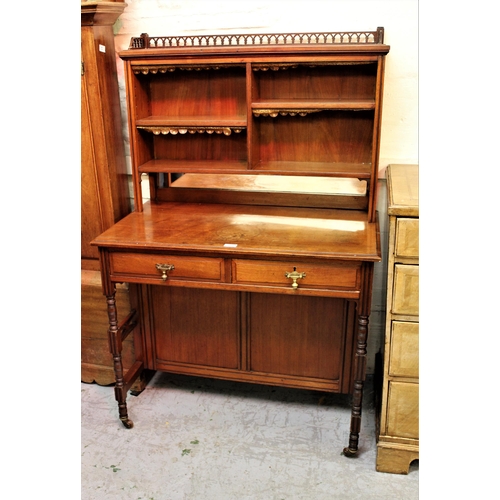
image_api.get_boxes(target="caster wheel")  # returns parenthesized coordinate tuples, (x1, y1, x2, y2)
(342, 446, 358, 458)
(121, 418, 134, 429)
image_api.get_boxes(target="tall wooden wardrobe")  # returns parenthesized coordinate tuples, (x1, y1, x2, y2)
(81, 0, 135, 385)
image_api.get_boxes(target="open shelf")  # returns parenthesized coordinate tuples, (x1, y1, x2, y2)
(138, 159, 371, 178)
(136, 116, 246, 136)
(138, 160, 248, 174)
(123, 30, 388, 218)
(252, 99, 375, 115)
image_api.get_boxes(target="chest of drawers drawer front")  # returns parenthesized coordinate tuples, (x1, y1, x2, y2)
(389, 321, 419, 378)
(232, 259, 361, 291)
(386, 381, 419, 439)
(109, 253, 226, 282)
(395, 218, 419, 259)
(392, 264, 419, 316)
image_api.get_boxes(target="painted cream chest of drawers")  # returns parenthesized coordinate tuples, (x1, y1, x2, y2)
(376, 164, 419, 474)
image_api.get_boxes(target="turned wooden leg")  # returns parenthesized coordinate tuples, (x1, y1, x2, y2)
(343, 314, 369, 457)
(106, 292, 134, 429)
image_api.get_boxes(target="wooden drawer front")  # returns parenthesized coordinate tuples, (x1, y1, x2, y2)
(232, 259, 361, 291)
(392, 264, 419, 316)
(389, 321, 419, 378)
(109, 253, 225, 282)
(395, 218, 419, 258)
(386, 381, 419, 439)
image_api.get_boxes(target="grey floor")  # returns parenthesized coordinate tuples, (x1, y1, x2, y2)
(81, 372, 418, 499)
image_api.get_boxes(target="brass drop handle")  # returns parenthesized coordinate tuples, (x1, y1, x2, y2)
(285, 267, 306, 290)
(156, 263, 175, 281)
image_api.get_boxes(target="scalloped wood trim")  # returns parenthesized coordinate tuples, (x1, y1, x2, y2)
(137, 126, 244, 136)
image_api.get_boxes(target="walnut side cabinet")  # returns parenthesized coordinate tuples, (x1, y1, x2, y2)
(92, 29, 390, 457)
(376, 164, 419, 473)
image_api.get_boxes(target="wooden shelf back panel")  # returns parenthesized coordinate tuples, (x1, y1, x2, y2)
(254, 111, 373, 165)
(141, 68, 247, 118)
(254, 64, 377, 101)
(152, 131, 247, 162)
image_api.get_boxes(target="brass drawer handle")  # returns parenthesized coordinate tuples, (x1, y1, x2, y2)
(285, 268, 306, 290)
(155, 263, 175, 281)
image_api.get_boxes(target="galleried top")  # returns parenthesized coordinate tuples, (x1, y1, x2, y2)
(128, 28, 385, 50)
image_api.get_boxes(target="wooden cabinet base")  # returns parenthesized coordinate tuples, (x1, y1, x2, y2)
(81, 270, 149, 392)
(376, 443, 419, 474)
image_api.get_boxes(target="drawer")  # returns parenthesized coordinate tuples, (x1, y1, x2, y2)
(389, 321, 419, 378)
(386, 381, 419, 439)
(395, 218, 419, 258)
(232, 259, 361, 291)
(392, 264, 419, 316)
(109, 252, 226, 282)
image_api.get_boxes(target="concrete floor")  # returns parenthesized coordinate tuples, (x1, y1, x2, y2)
(81, 373, 418, 499)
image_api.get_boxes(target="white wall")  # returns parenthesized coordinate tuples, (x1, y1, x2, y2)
(111, 0, 419, 373)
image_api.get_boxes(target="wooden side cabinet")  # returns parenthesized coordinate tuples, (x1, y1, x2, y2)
(376, 164, 419, 474)
(81, 1, 138, 386)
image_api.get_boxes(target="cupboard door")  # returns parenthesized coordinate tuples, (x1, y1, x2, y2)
(152, 287, 240, 369)
(248, 294, 350, 383)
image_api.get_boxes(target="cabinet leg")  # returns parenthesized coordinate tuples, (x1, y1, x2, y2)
(106, 293, 134, 429)
(343, 314, 369, 457)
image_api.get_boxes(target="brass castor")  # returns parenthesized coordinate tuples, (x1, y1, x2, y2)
(342, 446, 358, 457)
(120, 417, 134, 429)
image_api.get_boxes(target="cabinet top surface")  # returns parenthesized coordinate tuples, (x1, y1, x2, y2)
(386, 164, 419, 217)
(92, 202, 381, 262)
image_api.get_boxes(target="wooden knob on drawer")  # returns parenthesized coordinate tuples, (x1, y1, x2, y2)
(155, 263, 175, 281)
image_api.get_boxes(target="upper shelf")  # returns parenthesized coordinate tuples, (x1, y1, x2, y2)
(252, 99, 375, 116)
(136, 116, 247, 136)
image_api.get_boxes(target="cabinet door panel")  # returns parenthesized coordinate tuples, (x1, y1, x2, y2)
(152, 287, 240, 369)
(248, 294, 350, 381)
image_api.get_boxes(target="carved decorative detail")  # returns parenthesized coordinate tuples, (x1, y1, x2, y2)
(252, 62, 373, 71)
(252, 63, 299, 72)
(137, 125, 244, 136)
(133, 61, 375, 75)
(132, 64, 244, 75)
(253, 109, 322, 117)
(129, 28, 384, 50)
